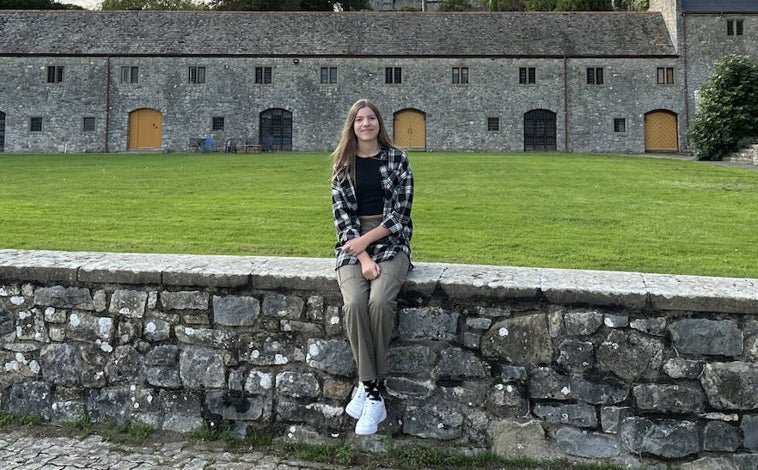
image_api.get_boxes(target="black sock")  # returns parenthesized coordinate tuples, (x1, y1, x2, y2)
(362, 379, 381, 400)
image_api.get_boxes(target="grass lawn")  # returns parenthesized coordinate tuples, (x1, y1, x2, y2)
(0, 151, 756, 279)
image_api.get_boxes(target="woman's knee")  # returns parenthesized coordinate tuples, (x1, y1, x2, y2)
(368, 296, 396, 314)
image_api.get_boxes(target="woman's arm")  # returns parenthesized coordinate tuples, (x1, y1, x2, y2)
(341, 224, 390, 258)
(381, 154, 413, 235)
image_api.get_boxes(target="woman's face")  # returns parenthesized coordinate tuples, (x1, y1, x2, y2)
(353, 106, 380, 144)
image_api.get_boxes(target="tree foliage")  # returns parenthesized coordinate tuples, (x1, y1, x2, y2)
(525, 0, 555, 10)
(688, 55, 758, 160)
(209, 0, 369, 10)
(0, 0, 82, 8)
(555, 0, 611, 11)
(481, 0, 526, 11)
(438, 0, 475, 11)
(101, 0, 206, 9)
(483, 0, 641, 11)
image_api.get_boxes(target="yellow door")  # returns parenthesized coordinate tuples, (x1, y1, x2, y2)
(394, 110, 426, 149)
(644, 111, 678, 152)
(128, 109, 162, 150)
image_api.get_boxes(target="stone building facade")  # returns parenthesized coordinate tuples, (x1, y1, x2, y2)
(0, 0, 755, 155)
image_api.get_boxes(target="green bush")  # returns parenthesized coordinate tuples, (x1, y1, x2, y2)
(688, 54, 758, 160)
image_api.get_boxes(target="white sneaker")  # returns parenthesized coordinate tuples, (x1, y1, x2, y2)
(355, 397, 386, 435)
(345, 385, 366, 419)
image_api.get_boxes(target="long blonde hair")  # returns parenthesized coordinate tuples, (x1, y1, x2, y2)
(331, 99, 397, 182)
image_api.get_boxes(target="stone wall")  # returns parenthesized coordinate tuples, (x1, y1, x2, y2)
(0, 249, 756, 469)
(0, 54, 682, 155)
(723, 140, 758, 166)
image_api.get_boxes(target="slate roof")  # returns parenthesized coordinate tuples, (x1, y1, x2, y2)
(0, 10, 676, 58)
(681, 0, 758, 14)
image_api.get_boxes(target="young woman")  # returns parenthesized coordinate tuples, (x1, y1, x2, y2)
(331, 99, 414, 435)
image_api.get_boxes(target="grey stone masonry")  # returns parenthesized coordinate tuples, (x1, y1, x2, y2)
(1, 249, 758, 469)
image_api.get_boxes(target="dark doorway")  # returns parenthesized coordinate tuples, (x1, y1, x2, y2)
(259, 108, 292, 151)
(524, 109, 557, 151)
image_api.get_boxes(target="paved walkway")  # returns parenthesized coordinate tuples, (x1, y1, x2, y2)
(0, 428, 365, 470)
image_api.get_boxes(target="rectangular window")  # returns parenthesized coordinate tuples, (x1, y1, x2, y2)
(385, 67, 402, 84)
(255, 66, 272, 84)
(613, 118, 626, 133)
(487, 117, 500, 132)
(586, 67, 604, 85)
(30, 117, 42, 132)
(320, 66, 337, 84)
(519, 67, 536, 84)
(657, 67, 675, 84)
(83, 117, 96, 132)
(47, 65, 64, 83)
(121, 66, 139, 84)
(727, 19, 744, 36)
(212, 116, 224, 131)
(452, 67, 469, 84)
(188, 66, 206, 84)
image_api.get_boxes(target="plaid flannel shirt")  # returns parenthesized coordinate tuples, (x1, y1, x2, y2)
(332, 146, 414, 270)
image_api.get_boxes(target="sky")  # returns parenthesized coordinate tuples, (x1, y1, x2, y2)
(63, 0, 101, 8)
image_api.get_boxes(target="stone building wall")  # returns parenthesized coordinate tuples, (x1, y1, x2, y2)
(678, 6, 758, 135)
(0, 9, 682, 155)
(0, 249, 756, 469)
(0, 55, 683, 155)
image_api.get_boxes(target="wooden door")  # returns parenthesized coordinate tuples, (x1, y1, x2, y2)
(128, 108, 162, 150)
(394, 110, 426, 149)
(644, 110, 678, 152)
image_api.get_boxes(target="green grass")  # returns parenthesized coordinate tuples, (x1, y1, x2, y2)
(0, 410, 43, 428)
(1, 152, 756, 278)
(193, 425, 623, 470)
(0, 413, 625, 469)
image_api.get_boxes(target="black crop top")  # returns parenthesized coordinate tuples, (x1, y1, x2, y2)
(355, 155, 384, 216)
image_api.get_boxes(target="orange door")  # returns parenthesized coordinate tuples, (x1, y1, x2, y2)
(644, 111, 678, 152)
(128, 108, 162, 150)
(394, 110, 426, 149)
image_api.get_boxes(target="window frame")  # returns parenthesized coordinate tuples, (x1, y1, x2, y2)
(656, 67, 675, 85)
(320, 66, 337, 84)
(487, 117, 500, 132)
(727, 19, 744, 36)
(211, 116, 225, 132)
(47, 65, 64, 84)
(188, 66, 206, 84)
(452, 66, 469, 84)
(385, 67, 402, 84)
(120, 66, 139, 84)
(519, 67, 536, 85)
(30, 117, 43, 132)
(586, 67, 604, 85)
(255, 66, 272, 84)
(613, 118, 626, 133)
(83, 117, 96, 132)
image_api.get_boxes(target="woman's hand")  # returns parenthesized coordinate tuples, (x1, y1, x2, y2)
(342, 237, 369, 257)
(359, 257, 381, 281)
(342, 224, 391, 258)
